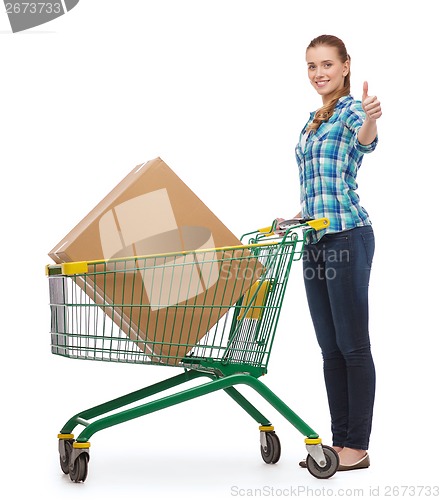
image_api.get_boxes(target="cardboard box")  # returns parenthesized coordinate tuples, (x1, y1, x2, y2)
(49, 157, 264, 363)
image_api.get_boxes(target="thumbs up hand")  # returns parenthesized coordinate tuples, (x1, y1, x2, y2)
(362, 81, 382, 120)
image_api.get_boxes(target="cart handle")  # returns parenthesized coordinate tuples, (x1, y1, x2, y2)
(258, 217, 330, 236)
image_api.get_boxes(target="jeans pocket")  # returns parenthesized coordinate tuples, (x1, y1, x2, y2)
(323, 232, 349, 241)
(361, 230, 375, 268)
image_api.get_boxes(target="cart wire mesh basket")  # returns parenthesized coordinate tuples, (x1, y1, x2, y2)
(48, 224, 306, 377)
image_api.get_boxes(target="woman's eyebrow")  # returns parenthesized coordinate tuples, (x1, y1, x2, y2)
(307, 59, 334, 65)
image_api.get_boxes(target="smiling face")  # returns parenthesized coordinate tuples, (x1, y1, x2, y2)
(306, 45, 350, 104)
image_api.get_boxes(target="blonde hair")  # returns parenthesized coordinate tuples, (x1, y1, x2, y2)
(306, 35, 351, 132)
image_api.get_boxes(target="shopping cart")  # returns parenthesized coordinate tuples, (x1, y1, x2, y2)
(47, 217, 339, 482)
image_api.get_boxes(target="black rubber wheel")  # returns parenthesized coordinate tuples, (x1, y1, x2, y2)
(59, 439, 73, 475)
(260, 431, 281, 464)
(69, 453, 89, 483)
(306, 445, 339, 479)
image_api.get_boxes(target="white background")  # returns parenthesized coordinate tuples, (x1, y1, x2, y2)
(1, 1, 440, 498)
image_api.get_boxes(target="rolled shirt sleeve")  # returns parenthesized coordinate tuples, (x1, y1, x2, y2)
(343, 102, 379, 154)
(354, 134, 378, 153)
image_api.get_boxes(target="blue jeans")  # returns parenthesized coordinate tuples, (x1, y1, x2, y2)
(302, 225, 376, 450)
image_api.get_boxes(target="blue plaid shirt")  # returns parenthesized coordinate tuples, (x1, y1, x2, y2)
(295, 95, 378, 243)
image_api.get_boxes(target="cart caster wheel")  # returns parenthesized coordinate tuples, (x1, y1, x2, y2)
(261, 431, 281, 464)
(69, 453, 89, 483)
(306, 445, 339, 479)
(59, 439, 74, 475)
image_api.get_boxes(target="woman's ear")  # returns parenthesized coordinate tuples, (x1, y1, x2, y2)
(343, 59, 350, 77)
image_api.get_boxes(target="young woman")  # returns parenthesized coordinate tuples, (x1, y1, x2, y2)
(293, 34, 382, 471)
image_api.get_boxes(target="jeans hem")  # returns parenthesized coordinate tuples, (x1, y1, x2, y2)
(343, 443, 369, 451)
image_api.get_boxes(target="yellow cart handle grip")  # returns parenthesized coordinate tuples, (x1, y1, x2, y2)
(258, 225, 274, 235)
(258, 217, 330, 235)
(304, 217, 330, 230)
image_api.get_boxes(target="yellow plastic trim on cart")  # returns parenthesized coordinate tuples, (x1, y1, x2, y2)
(258, 217, 330, 236)
(238, 280, 271, 320)
(304, 437, 322, 445)
(73, 442, 91, 449)
(61, 261, 88, 276)
(46, 241, 278, 276)
(58, 433, 74, 440)
(306, 218, 330, 231)
(258, 225, 274, 235)
(259, 425, 275, 432)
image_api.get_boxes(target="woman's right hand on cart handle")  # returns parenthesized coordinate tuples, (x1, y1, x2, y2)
(275, 212, 306, 234)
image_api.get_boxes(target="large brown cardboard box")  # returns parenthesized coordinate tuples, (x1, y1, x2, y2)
(49, 157, 264, 364)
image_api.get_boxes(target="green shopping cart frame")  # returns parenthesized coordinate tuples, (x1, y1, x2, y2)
(46, 217, 339, 481)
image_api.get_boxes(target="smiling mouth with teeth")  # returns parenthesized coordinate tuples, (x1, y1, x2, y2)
(316, 81, 329, 87)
